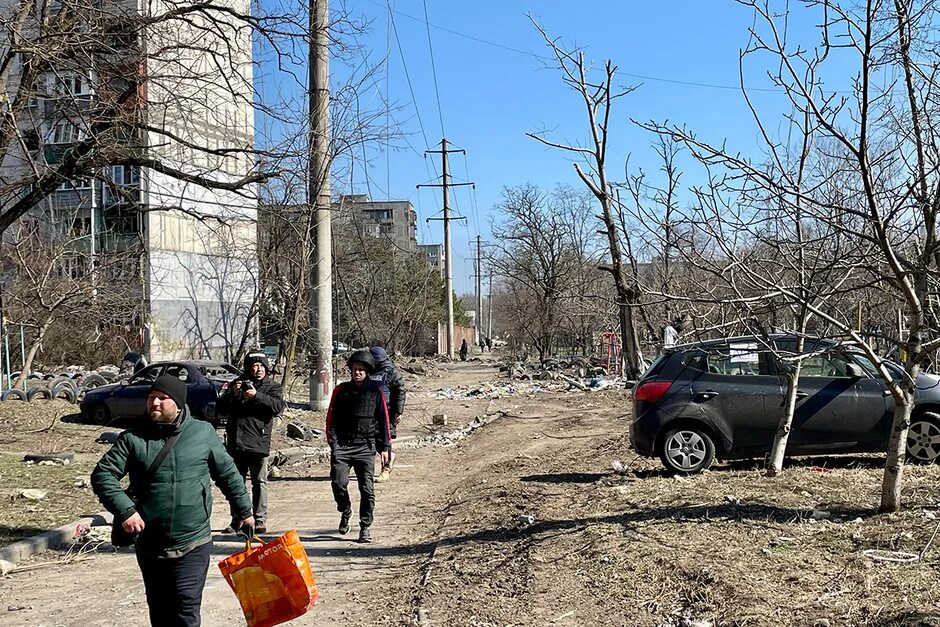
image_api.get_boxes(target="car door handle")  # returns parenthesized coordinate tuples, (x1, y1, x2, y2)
(795, 391, 808, 400)
(694, 390, 719, 401)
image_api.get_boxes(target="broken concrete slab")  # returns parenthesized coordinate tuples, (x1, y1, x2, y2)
(0, 513, 109, 565)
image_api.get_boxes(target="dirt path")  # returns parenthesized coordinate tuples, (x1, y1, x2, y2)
(1, 357, 585, 626)
(6, 357, 940, 626)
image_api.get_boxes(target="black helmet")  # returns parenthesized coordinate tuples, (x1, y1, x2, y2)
(347, 350, 376, 373)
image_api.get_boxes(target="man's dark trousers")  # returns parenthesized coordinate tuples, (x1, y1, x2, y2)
(231, 450, 269, 523)
(136, 542, 212, 626)
(330, 442, 376, 526)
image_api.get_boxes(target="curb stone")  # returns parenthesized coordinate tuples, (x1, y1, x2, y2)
(0, 512, 110, 565)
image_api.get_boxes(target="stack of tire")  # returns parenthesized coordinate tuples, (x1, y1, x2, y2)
(1, 370, 115, 404)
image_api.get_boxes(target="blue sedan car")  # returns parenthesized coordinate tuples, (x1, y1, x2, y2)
(80, 360, 240, 426)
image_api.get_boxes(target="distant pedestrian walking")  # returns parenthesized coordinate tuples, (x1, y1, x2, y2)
(326, 350, 392, 543)
(92, 375, 254, 626)
(459, 338, 469, 361)
(485, 337, 493, 352)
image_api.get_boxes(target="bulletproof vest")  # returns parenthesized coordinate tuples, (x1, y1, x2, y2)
(334, 382, 381, 444)
(368, 368, 391, 402)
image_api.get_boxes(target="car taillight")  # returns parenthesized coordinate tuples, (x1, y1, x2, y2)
(634, 380, 672, 403)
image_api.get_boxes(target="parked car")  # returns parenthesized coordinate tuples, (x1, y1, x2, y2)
(631, 335, 940, 473)
(80, 360, 240, 426)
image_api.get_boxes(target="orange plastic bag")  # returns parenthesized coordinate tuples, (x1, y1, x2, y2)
(218, 530, 318, 627)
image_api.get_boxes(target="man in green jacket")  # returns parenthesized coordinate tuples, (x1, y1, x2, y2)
(92, 374, 254, 627)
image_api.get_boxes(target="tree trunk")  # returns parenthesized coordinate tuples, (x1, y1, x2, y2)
(13, 320, 51, 389)
(880, 390, 914, 512)
(766, 365, 801, 477)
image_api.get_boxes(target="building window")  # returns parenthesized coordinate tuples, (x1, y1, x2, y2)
(47, 120, 84, 144)
(111, 165, 139, 186)
(58, 177, 92, 191)
(57, 73, 92, 98)
(367, 209, 392, 221)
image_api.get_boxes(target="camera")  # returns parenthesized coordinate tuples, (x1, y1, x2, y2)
(242, 380, 254, 391)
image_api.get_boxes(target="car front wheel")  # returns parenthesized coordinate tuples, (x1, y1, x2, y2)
(907, 414, 940, 463)
(660, 427, 715, 474)
(90, 403, 112, 425)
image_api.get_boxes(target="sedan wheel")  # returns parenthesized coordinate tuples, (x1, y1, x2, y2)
(907, 418, 940, 463)
(660, 427, 715, 474)
(92, 403, 112, 425)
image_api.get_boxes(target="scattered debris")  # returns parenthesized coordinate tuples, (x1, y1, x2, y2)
(432, 413, 448, 426)
(95, 432, 120, 444)
(286, 421, 322, 442)
(0, 560, 14, 576)
(22, 452, 75, 464)
(517, 514, 535, 525)
(19, 489, 47, 501)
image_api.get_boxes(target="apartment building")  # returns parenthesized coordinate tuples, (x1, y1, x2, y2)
(332, 194, 418, 252)
(1, 0, 259, 361)
(418, 243, 444, 276)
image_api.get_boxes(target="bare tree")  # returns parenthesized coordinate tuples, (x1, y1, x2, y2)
(639, 0, 940, 510)
(0, 215, 138, 383)
(526, 17, 645, 377)
(489, 184, 604, 361)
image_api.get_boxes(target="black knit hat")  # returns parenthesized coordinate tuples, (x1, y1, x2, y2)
(243, 351, 272, 375)
(150, 374, 187, 409)
(347, 349, 376, 373)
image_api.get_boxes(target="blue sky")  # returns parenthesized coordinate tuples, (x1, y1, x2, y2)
(259, 1, 852, 294)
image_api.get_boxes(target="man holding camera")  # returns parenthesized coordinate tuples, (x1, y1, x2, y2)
(219, 351, 286, 534)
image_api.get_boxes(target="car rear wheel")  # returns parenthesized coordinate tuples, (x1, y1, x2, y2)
(907, 414, 940, 463)
(660, 427, 715, 474)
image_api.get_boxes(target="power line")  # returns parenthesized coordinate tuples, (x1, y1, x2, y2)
(364, 0, 809, 94)
(388, 0, 430, 149)
(421, 0, 446, 136)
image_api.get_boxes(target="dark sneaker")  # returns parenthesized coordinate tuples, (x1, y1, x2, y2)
(255, 522, 267, 535)
(358, 526, 372, 543)
(338, 508, 352, 535)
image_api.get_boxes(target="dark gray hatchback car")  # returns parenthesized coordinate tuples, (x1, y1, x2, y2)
(631, 335, 940, 473)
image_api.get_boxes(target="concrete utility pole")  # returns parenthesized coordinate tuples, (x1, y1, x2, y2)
(419, 139, 472, 359)
(487, 271, 493, 339)
(475, 235, 483, 343)
(308, 0, 332, 410)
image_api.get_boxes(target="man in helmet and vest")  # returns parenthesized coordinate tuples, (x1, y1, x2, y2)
(325, 349, 391, 543)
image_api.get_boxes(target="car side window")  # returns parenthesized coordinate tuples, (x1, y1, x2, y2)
(130, 365, 162, 385)
(684, 347, 773, 375)
(164, 364, 190, 382)
(801, 353, 850, 377)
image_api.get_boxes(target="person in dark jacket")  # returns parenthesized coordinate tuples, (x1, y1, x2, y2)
(459, 338, 469, 361)
(92, 374, 254, 627)
(218, 351, 286, 534)
(325, 349, 391, 543)
(369, 346, 406, 483)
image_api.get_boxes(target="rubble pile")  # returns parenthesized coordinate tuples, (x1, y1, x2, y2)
(397, 411, 504, 449)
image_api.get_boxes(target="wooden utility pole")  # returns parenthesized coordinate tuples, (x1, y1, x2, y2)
(308, 0, 332, 410)
(418, 139, 472, 359)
